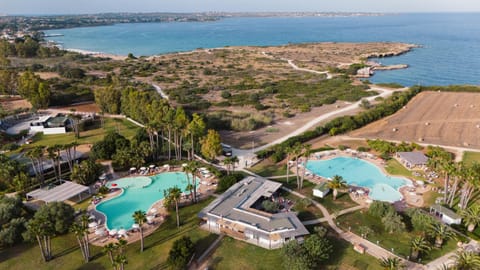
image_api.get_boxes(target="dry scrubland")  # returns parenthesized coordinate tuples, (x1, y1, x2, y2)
(352, 91, 480, 149)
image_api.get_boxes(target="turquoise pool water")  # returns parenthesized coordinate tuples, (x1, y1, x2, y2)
(306, 157, 412, 202)
(96, 172, 190, 230)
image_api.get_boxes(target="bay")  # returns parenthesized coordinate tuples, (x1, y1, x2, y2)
(45, 13, 480, 86)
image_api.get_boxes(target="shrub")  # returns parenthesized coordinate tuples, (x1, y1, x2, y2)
(216, 173, 244, 193)
(368, 201, 395, 218)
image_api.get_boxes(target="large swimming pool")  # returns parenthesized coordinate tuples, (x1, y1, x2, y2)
(96, 172, 190, 230)
(306, 157, 412, 202)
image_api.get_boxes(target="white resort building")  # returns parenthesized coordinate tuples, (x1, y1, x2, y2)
(396, 151, 429, 169)
(198, 176, 309, 249)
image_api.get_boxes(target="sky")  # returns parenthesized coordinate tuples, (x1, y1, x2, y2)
(1, 0, 479, 15)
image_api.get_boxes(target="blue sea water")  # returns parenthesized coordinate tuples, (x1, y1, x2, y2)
(96, 172, 190, 230)
(306, 157, 412, 202)
(46, 13, 480, 86)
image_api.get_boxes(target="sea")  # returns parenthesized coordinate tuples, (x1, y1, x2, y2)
(45, 13, 480, 86)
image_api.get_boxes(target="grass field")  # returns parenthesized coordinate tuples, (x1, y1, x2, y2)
(336, 211, 460, 263)
(0, 198, 215, 270)
(208, 233, 383, 270)
(462, 151, 480, 165)
(250, 159, 286, 177)
(384, 159, 425, 181)
(23, 118, 140, 149)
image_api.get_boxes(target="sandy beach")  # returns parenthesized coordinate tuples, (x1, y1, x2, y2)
(65, 48, 127, 61)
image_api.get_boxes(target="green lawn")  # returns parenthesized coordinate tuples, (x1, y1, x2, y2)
(22, 118, 140, 149)
(272, 177, 357, 214)
(0, 198, 216, 270)
(208, 233, 382, 270)
(208, 237, 283, 270)
(313, 192, 358, 213)
(250, 159, 286, 177)
(336, 211, 460, 263)
(384, 159, 425, 181)
(462, 151, 480, 165)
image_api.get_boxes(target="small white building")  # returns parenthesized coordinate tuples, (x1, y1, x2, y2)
(313, 182, 330, 198)
(429, 204, 462, 225)
(396, 151, 429, 169)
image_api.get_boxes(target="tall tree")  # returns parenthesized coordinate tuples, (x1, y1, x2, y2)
(182, 161, 199, 203)
(200, 129, 222, 160)
(187, 113, 206, 160)
(132, 210, 147, 252)
(381, 211, 405, 234)
(164, 186, 182, 228)
(167, 236, 195, 270)
(300, 144, 312, 189)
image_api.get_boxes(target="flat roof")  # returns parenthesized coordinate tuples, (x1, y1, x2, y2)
(26, 181, 90, 203)
(431, 204, 461, 219)
(397, 151, 429, 165)
(199, 176, 309, 238)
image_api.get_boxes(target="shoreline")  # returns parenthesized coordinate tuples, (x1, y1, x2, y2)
(64, 48, 127, 61)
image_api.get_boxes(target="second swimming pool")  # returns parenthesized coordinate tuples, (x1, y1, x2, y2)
(306, 157, 412, 202)
(96, 172, 190, 230)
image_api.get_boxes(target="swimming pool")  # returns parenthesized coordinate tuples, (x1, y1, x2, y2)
(306, 157, 412, 202)
(96, 172, 190, 230)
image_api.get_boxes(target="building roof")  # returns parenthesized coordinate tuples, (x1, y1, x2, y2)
(26, 181, 90, 203)
(199, 176, 309, 238)
(397, 151, 429, 165)
(314, 182, 330, 192)
(431, 204, 461, 220)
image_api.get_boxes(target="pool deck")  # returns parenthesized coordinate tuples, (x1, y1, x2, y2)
(86, 166, 218, 246)
(292, 149, 429, 208)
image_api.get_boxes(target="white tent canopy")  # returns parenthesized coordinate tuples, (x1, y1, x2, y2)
(26, 181, 91, 203)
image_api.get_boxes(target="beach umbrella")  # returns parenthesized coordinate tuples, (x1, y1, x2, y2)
(416, 180, 425, 185)
(357, 190, 365, 195)
(95, 228, 106, 236)
(149, 208, 158, 214)
(140, 167, 147, 171)
(182, 163, 188, 167)
(132, 224, 140, 230)
(149, 164, 155, 168)
(146, 216, 154, 223)
(88, 221, 98, 228)
(118, 229, 127, 236)
(111, 183, 117, 187)
(109, 229, 118, 236)
(88, 214, 96, 220)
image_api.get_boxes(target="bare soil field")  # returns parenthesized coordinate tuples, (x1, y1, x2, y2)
(351, 91, 480, 149)
(52, 102, 101, 113)
(0, 97, 31, 110)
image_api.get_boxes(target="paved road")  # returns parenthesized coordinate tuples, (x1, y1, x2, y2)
(287, 59, 333, 79)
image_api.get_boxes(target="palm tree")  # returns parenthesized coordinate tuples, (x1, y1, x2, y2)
(164, 186, 182, 228)
(223, 157, 233, 175)
(410, 236, 431, 261)
(327, 175, 348, 200)
(132, 210, 147, 252)
(70, 222, 90, 262)
(451, 250, 480, 270)
(68, 109, 82, 139)
(285, 146, 293, 184)
(113, 254, 128, 270)
(381, 212, 405, 234)
(231, 156, 239, 173)
(182, 161, 199, 203)
(460, 203, 480, 232)
(300, 144, 311, 189)
(428, 222, 454, 248)
(103, 243, 117, 265)
(379, 257, 404, 270)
